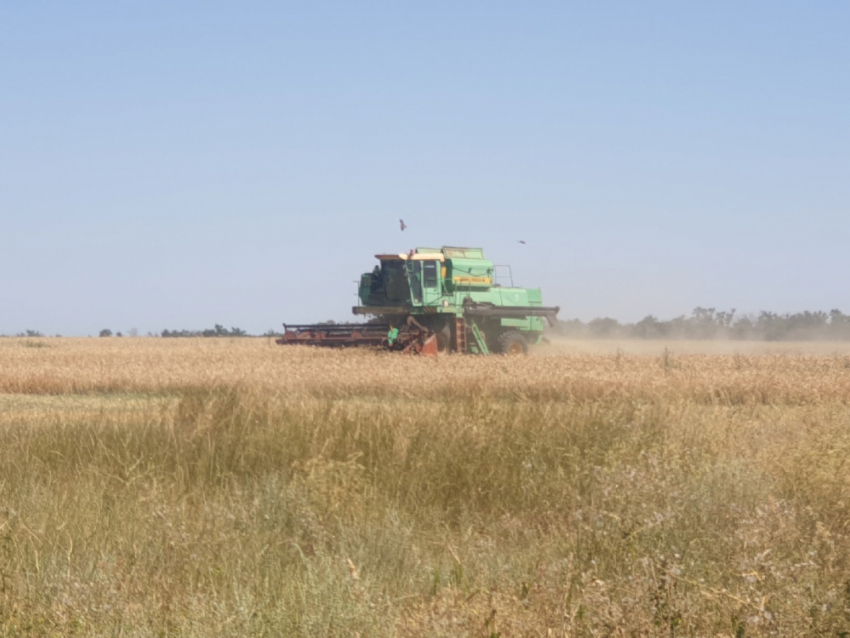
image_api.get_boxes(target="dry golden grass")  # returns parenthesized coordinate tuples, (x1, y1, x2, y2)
(3, 337, 850, 405)
(1, 337, 850, 636)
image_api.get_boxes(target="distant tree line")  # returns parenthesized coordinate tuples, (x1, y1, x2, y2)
(2, 325, 276, 338)
(161, 324, 249, 338)
(552, 308, 850, 341)
(11, 309, 850, 340)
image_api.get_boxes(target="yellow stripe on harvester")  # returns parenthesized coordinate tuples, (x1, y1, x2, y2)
(453, 276, 491, 285)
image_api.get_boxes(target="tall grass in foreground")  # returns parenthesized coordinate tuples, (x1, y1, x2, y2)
(1, 381, 850, 636)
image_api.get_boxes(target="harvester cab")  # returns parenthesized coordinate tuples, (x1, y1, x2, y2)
(278, 246, 559, 355)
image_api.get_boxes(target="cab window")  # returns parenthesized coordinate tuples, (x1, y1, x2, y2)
(423, 260, 438, 288)
(383, 260, 408, 301)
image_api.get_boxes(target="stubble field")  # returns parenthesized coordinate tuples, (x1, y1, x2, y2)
(2, 337, 850, 636)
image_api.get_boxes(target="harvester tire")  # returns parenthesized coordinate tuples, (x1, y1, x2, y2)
(498, 330, 528, 356)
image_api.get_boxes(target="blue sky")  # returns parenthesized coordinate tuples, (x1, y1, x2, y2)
(1, 2, 847, 335)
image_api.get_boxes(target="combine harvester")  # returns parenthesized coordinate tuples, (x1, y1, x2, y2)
(278, 246, 559, 355)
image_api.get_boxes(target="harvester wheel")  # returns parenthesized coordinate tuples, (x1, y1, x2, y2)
(498, 330, 528, 355)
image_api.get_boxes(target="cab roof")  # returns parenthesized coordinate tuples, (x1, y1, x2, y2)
(374, 252, 445, 262)
(374, 246, 485, 261)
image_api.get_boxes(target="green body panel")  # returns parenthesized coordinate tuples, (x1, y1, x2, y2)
(354, 246, 552, 349)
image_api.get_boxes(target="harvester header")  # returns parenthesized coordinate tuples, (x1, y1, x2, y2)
(279, 246, 559, 355)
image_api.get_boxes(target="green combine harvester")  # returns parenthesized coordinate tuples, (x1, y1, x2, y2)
(278, 246, 559, 355)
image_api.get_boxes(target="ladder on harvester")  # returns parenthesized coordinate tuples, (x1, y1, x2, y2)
(453, 317, 467, 353)
(469, 321, 490, 355)
(453, 317, 490, 354)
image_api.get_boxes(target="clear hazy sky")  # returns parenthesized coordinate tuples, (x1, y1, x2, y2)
(1, 2, 847, 336)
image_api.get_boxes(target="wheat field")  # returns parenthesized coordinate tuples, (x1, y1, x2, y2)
(1, 337, 850, 636)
